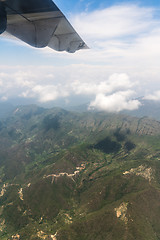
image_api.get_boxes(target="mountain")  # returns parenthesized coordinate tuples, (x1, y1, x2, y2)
(67, 99, 160, 121)
(123, 99, 160, 121)
(0, 102, 15, 119)
(0, 105, 160, 239)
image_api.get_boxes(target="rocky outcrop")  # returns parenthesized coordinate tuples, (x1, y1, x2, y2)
(115, 202, 128, 224)
(123, 165, 153, 182)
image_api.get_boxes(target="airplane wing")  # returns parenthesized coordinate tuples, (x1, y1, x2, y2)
(0, 0, 88, 53)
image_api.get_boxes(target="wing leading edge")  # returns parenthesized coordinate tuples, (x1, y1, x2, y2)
(0, 0, 88, 53)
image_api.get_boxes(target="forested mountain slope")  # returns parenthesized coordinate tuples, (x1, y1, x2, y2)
(0, 105, 160, 239)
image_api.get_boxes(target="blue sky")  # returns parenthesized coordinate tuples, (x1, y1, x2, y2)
(0, 0, 160, 111)
(54, 0, 160, 11)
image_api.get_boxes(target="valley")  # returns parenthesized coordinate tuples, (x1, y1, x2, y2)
(0, 105, 160, 239)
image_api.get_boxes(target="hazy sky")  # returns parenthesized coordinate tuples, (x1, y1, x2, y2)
(0, 0, 160, 111)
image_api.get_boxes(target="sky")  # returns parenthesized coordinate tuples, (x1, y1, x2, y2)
(0, 0, 160, 112)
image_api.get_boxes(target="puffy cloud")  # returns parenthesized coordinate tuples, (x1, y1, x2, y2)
(0, 64, 139, 111)
(89, 91, 141, 112)
(72, 73, 134, 95)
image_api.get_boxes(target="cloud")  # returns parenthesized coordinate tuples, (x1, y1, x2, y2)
(72, 5, 155, 40)
(1, 4, 160, 112)
(31, 85, 69, 102)
(0, 64, 139, 111)
(42, 4, 160, 85)
(72, 73, 135, 95)
(144, 91, 160, 101)
(89, 91, 141, 112)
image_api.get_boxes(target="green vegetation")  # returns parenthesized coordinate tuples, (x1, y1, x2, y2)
(0, 105, 160, 239)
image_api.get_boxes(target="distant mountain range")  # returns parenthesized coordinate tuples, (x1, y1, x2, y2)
(0, 102, 15, 119)
(123, 98, 160, 121)
(0, 105, 160, 239)
(1, 98, 160, 120)
(67, 98, 160, 121)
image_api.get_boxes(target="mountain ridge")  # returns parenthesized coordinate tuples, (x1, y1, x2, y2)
(0, 105, 160, 239)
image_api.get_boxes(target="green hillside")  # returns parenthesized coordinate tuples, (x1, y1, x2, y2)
(0, 105, 160, 239)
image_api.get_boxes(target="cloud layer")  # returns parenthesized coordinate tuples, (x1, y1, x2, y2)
(1, 3, 160, 111)
(72, 5, 155, 40)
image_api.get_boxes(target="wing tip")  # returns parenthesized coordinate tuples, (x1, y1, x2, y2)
(79, 42, 89, 51)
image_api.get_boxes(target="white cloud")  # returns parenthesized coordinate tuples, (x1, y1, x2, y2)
(72, 73, 135, 95)
(144, 91, 160, 101)
(72, 5, 155, 40)
(43, 4, 160, 84)
(1, 4, 160, 112)
(32, 85, 69, 102)
(0, 65, 138, 111)
(89, 91, 141, 112)
(1, 96, 8, 101)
